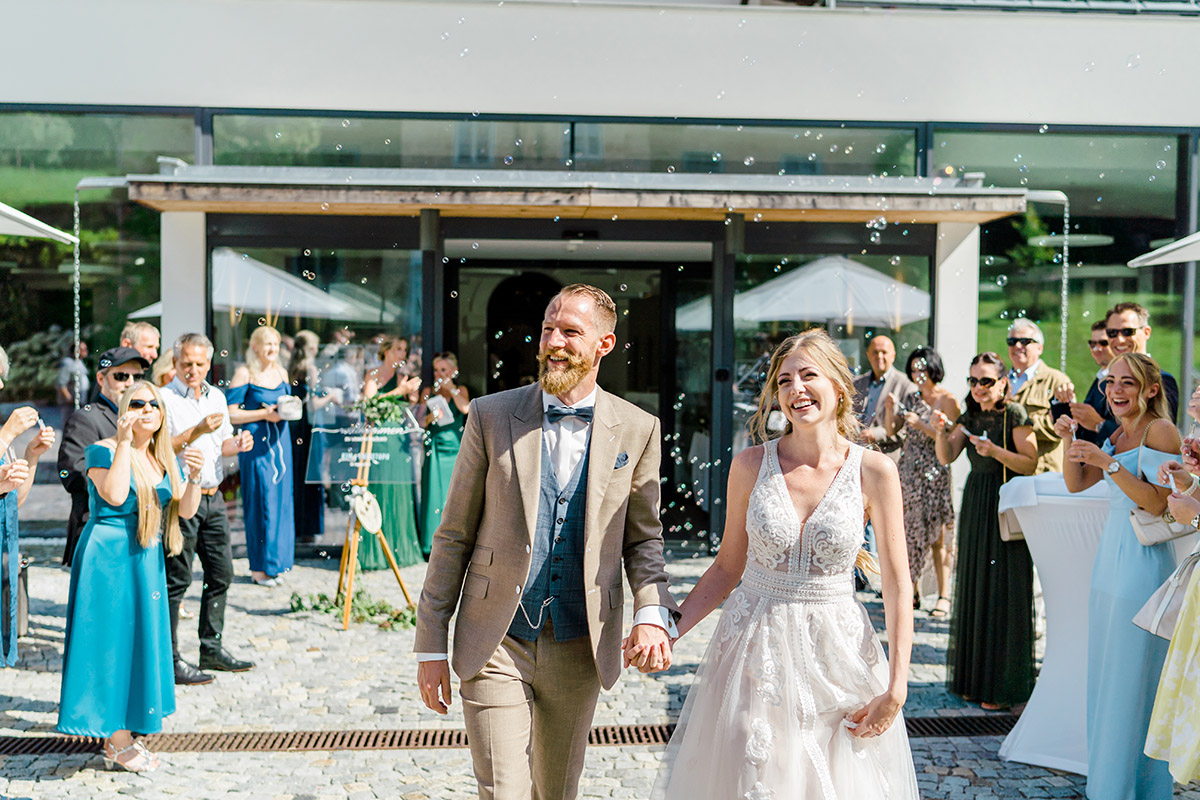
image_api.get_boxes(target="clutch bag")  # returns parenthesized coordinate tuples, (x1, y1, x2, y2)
(1133, 543, 1199, 639)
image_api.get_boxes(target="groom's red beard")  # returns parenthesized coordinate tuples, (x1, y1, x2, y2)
(537, 347, 592, 395)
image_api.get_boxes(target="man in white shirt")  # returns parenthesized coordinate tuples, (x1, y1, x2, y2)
(414, 284, 678, 800)
(161, 333, 255, 686)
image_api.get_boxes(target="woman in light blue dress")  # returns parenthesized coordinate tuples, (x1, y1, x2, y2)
(1056, 353, 1178, 799)
(228, 326, 295, 585)
(0, 343, 57, 666)
(58, 382, 203, 772)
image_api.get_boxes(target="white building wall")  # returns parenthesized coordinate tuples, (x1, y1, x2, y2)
(5, 1, 1200, 127)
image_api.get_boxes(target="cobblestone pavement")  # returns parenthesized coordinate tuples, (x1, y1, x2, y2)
(3, 550, 1199, 799)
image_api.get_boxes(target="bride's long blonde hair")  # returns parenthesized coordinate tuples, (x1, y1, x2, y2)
(118, 381, 184, 555)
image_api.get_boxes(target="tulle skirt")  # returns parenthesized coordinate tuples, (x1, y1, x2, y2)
(653, 587, 919, 799)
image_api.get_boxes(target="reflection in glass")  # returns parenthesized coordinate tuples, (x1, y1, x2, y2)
(934, 130, 1183, 393)
(213, 115, 570, 171)
(696, 253, 932, 454)
(574, 123, 917, 176)
(0, 111, 192, 404)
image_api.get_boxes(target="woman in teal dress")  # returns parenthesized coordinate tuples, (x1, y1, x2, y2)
(419, 352, 470, 557)
(359, 335, 422, 569)
(1055, 353, 1177, 800)
(934, 352, 1039, 710)
(58, 381, 204, 773)
(227, 326, 295, 585)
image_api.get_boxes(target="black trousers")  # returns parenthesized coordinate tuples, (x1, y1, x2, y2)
(166, 493, 233, 659)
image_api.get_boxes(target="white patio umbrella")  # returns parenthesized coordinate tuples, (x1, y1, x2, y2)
(0, 200, 78, 244)
(675, 255, 931, 331)
(129, 247, 394, 323)
(1128, 230, 1200, 268)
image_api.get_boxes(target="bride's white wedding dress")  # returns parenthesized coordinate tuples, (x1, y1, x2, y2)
(653, 440, 919, 800)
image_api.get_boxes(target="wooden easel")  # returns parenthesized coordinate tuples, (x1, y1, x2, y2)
(335, 423, 415, 630)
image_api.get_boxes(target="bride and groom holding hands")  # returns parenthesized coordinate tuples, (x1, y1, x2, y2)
(415, 284, 920, 799)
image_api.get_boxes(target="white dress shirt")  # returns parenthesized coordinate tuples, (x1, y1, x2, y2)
(416, 386, 676, 662)
(542, 388, 597, 487)
(161, 377, 234, 490)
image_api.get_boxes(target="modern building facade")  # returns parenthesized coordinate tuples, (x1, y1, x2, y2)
(2, 0, 1198, 546)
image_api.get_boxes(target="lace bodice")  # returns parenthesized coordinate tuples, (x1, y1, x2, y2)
(743, 439, 864, 601)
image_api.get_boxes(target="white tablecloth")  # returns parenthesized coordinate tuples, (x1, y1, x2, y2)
(997, 473, 1107, 775)
(996, 472, 1196, 775)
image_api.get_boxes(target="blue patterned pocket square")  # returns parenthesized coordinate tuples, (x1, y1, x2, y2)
(614, 452, 629, 469)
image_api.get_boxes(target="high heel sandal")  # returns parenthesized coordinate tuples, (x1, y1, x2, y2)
(102, 739, 159, 773)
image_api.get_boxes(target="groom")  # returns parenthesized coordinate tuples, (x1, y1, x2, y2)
(415, 283, 678, 800)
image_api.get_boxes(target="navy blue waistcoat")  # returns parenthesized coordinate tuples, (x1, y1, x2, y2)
(507, 435, 589, 642)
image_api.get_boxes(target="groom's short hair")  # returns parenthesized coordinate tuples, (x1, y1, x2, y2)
(557, 284, 617, 335)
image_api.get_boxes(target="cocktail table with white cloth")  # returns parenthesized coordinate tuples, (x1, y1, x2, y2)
(996, 472, 1196, 775)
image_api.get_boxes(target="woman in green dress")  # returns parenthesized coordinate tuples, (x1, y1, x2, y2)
(419, 352, 470, 556)
(359, 335, 422, 570)
(933, 352, 1039, 710)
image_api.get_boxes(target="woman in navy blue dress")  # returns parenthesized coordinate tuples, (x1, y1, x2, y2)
(228, 325, 295, 586)
(58, 381, 203, 772)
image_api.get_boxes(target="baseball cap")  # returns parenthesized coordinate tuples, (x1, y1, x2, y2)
(98, 346, 151, 371)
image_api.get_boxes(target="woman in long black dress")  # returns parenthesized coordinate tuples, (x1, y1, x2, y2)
(934, 351, 1038, 710)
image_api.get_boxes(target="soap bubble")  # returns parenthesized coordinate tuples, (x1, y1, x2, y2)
(996, 275, 1009, 287)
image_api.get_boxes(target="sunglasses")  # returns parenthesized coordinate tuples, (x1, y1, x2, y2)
(1006, 337, 1037, 347)
(1106, 327, 1140, 339)
(967, 376, 1000, 388)
(1088, 340, 1109, 350)
(128, 398, 160, 410)
(110, 371, 145, 382)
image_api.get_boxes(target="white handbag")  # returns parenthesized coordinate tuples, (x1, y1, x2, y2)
(275, 395, 303, 421)
(1128, 421, 1192, 547)
(1133, 538, 1200, 639)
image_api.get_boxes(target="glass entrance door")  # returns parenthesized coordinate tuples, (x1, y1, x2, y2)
(454, 261, 714, 549)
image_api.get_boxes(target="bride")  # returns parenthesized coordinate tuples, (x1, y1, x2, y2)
(641, 329, 919, 799)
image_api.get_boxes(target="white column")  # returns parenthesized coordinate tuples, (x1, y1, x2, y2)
(160, 212, 207, 349)
(934, 222, 981, 514)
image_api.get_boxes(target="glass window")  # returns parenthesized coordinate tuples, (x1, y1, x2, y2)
(573, 123, 917, 177)
(213, 115, 571, 171)
(207, 245, 422, 389)
(722, 252, 932, 453)
(934, 130, 1184, 395)
(0, 111, 192, 408)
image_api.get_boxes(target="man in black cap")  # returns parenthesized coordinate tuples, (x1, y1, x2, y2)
(57, 346, 150, 566)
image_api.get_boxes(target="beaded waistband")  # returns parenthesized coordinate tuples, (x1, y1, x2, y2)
(741, 566, 854, 604)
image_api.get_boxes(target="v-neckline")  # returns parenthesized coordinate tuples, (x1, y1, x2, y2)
(773, 440, 854, 534)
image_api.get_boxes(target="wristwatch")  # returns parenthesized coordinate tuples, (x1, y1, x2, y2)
(1191, 513, 1200, 529)
(1105, 459, 1120, 476)
(188, 475, 203, 486)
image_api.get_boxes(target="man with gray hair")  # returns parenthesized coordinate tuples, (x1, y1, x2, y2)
(120, 321, 160, 363)
(161, 333, 255, 685)
(1006, 318, 1072, 473)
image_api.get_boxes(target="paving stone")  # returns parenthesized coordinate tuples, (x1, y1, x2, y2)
(5, 554, 1200, 798)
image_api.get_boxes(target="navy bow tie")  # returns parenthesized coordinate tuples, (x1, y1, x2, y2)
(546, 405, 594, 424)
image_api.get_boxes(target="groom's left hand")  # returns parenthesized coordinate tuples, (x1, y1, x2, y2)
(623, 624, 673, 673)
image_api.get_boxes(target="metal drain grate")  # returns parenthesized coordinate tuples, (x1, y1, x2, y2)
(0, 716, 1018, 756)
(906, 714, 1019, 738)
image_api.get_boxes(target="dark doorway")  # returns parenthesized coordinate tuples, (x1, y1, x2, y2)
(484, 272, 563, 394)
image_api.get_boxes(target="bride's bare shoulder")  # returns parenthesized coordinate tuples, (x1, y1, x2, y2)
(859, 447, 900, 484)
(730, 443, 766, 477)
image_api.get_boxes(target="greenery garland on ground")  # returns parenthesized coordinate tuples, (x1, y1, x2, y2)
(290, 589, 416, 630)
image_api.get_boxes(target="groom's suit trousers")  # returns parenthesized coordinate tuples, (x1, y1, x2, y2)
(461, 619, 601, 800)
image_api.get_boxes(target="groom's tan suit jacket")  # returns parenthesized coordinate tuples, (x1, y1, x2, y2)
(414, 382, 677, 690)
